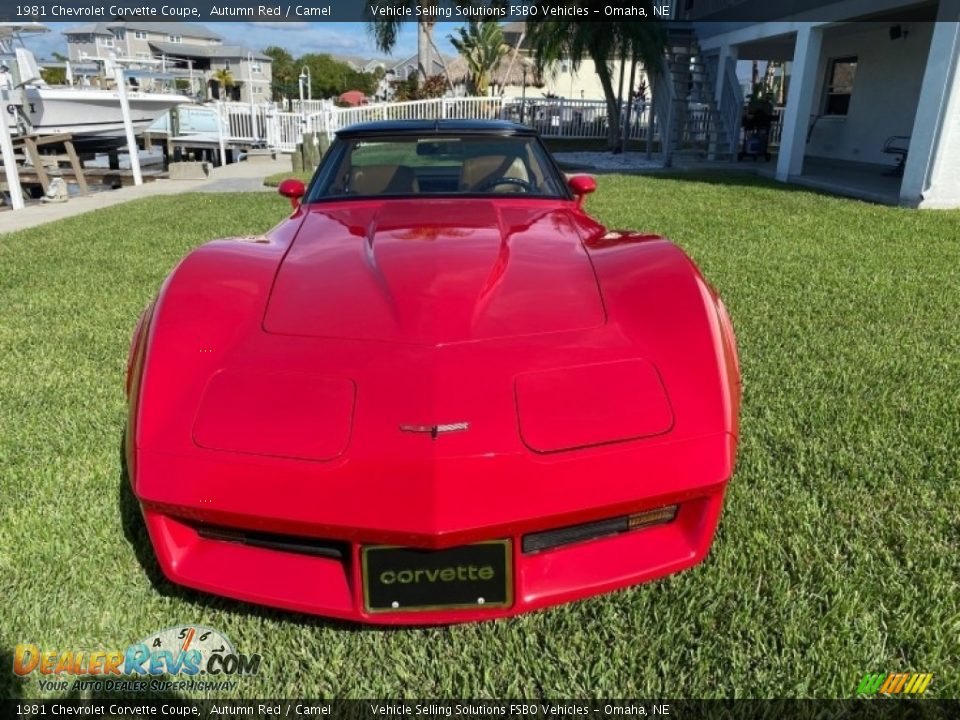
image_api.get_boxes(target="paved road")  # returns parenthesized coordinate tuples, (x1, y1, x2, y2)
(0, 158, 292, 235)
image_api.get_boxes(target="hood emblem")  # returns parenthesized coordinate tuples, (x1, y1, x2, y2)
(399, 422, 470, 439)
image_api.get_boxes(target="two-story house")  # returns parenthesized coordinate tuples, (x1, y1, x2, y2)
(62, 22, 272, 104)
(678, 0, 960, 208)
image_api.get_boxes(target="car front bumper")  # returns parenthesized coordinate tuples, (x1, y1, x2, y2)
(139, 487, 726, 625)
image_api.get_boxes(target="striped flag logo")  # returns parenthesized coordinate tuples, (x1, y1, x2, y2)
(858, 672, 933, 695)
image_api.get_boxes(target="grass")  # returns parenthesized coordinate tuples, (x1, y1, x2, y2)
(1, 176, 959, 699)
(263, 170, 312, 187)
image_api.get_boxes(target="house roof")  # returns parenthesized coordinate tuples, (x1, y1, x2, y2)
(389, 52, 454, 76)
(445, 53, 537, 87)
(148, 41, 270, 62)
(502, 21, 531, 50)
(63, 21, 221, 41)
(62, 23, 113, 36)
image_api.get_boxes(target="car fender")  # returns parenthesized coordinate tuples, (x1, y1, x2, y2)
(581, 226, 741, 445)
(127, 215, 303, 478)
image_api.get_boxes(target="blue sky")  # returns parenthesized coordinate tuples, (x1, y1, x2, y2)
(30, 22, 462, 61)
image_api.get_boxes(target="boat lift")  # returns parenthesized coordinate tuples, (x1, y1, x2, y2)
(1, 67, 25, 210)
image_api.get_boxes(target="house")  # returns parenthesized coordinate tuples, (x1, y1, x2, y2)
(441, 54, 539, 97)
(376, 53, 452, 101)
(62, 22, 272, 104)
(499, 22, 649, 100)
(675, 0, 960, 208)
(388, 52, 450, 83)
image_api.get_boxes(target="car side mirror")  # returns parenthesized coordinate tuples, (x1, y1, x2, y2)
(278, 178, 306, 209)
(568, 175, 597, 206)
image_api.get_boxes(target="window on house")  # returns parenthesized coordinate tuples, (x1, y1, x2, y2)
(224, 60, 231, 70)
(168, 35, 182, 43)
(251, 61, 262, 74)
(135, 31, 148, 40)
(100, 37, 114, 47)
(824, 56, 857, 116)
(114, 30, 125, 40)
(137, 52, 150, 60)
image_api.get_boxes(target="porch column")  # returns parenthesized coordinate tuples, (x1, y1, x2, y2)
(901, 4, 960, 207)
(775, 25, 823, 182)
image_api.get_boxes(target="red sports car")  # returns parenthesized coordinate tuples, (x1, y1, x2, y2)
(125, 120, 740, 624)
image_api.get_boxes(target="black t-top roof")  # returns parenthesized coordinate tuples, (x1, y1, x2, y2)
(335, 119, 537, 137)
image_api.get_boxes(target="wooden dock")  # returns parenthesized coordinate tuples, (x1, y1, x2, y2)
(0, 133, 165, 198)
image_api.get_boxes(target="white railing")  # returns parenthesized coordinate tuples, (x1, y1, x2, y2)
(314, 97, 654, 142)
(288, 99, 334, 115)
(219, 101, 271, 144)
(268, 110, 305, 153)
(204, 95, 659, 153)
(769, 106, 785, 146)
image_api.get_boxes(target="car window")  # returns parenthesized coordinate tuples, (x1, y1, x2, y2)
(312, 136, 568, 199)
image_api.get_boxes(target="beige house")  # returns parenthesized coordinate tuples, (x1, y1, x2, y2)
(62, 22, 271, 103)
(498, 22, 649, 101)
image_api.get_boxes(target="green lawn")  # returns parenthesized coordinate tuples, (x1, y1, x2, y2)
(1, 176, 958, 699)
(264, 170, 313, 187)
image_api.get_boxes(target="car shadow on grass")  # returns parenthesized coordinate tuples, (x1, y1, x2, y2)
(117, 431, 377, 633)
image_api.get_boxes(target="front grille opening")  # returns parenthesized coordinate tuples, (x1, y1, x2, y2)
(522, 504, 678, 554)
(196, 525, 349, 561)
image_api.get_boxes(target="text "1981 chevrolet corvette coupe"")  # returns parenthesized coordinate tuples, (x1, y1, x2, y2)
(125, 120, 740, 624)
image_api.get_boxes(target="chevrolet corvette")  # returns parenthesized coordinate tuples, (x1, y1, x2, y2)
(125, 120, 740, 624)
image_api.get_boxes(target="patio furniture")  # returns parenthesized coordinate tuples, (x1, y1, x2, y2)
(739, 103, 773, 162)
(883, 135, 910, 176)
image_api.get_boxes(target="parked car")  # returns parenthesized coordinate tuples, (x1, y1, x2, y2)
(124, 120, 740, 624)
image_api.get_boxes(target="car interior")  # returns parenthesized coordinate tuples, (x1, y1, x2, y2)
(318, 136, 563, 198)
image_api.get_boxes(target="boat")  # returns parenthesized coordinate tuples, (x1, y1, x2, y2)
(1, 23, 189, 150)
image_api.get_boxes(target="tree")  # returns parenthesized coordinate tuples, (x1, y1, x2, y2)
(40, 65, 66, 85)
(391, 73, 447, 101)
(298, 53, 378, 98)
(263, 46, 298, 100)
(40, 52, 69, 85)
(449, 20, 508, 96)
(212, 68, 235, 88)
(526, 2, 666, 150)
(211, 68, 234, 100)
(365, 0, 451, 84)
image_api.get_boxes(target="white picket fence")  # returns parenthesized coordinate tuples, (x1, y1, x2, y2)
(213, 96, 657, 154)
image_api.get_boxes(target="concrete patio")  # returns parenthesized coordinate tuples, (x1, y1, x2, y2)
(756, 155, 904, 206)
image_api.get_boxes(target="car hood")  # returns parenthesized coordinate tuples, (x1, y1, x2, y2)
(263, 199, 606, 345)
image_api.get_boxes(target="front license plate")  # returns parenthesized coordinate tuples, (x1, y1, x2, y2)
(362, 540, 512, 612)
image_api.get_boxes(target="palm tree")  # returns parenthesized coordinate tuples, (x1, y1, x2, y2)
(211, 67, 235, 100)
(526, 4, 666, 150)
(450, 20, 508, 96)
(366, 0, 450, 84)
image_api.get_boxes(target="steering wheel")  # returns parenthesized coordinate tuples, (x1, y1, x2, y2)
(477, 176, 536, 193)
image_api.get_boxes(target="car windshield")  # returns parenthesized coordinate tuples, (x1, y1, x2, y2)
(310, 135, 569, 200)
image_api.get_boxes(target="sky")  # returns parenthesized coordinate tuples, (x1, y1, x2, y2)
(29, 21, 462, 62)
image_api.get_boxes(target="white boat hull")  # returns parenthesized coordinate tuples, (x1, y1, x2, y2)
(20, 87, 189, 143)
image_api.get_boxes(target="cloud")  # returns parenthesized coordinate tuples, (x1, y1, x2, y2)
(33, 21, 459, 64)
(247, 22, 310, 30)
